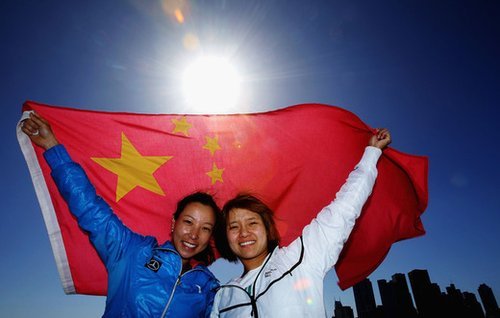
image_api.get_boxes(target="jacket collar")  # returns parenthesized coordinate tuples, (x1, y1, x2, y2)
(156, 240, 216, 279)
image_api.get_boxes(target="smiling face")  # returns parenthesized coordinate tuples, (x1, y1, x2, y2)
(171, 202, 216, 266)
(226, 208, 270, 271)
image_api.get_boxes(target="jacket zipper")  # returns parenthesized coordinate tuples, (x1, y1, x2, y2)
(218, 284, 259, 317)
(250, 296, 258, 318)
(156, 246, 209, 318)
(160, 275, 181, 318)
(217, 238, 304, 316)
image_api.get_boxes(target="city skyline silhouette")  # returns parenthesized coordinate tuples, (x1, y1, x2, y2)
(333, 269, 500, 318)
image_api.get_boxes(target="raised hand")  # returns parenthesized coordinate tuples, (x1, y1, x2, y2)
(369, 128, 391, 149)
(21, 112, 59, 150)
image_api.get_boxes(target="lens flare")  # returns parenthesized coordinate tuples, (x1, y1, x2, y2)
(161, 0, 189, 24)
(293, 278, 312, 290)
(174, 8, 184, 23)
(183, 33, 199, 51)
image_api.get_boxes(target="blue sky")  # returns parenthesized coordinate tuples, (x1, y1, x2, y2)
(1, 1, 499, 317)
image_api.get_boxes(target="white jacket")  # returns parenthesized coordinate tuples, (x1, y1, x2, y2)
(211, 146, 382, 318)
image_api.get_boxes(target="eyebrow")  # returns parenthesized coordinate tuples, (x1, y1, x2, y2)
(228, 216, 259, 225)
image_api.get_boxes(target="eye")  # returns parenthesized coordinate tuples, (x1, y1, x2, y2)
(228, 225, 239, 231)
(183, 219, 193, 225)
(202, 226, 212, 233)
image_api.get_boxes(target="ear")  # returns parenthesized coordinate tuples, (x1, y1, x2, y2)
(171, 218, 175, 233)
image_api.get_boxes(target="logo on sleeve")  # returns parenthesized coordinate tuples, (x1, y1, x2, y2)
(145, 257, 162, 272)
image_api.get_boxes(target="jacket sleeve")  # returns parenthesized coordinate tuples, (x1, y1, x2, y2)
(300, 146, 381, 276)
(44, 144, 140, 267)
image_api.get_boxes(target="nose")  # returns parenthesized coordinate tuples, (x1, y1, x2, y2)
(239, 225, 249, 238)
(189, 227, 200, 240)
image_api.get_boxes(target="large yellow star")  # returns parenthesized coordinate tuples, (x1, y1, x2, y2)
(91, 133, 173, 201)
(171, 116, 192, 136)
(203, 135, 221, 156)
(206, 163, 224, 185)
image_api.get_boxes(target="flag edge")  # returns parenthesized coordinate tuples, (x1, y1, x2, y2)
(16, 111, 76, 294)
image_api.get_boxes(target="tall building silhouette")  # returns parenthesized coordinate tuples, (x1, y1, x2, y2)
(478, 284, 500, 318)
(463, 291, 485, 318)
(377, 273, 417, 318)
(408, 269, 442, 318)
(378, 279, 396, 318)
(444, 283, 468, 318)
(353, 278, 377, 318)
(332, 300, 354, 318)
(392, 273, 418, 318)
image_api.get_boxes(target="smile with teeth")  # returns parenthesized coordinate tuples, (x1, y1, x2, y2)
(239, 240, 255, 247)
(182, 241, 197, 249)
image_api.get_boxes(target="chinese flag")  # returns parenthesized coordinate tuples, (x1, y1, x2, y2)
(17, 101, 427, 294)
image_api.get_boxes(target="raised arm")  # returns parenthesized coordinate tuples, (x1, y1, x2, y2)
(21, 113, 142, 266)
(299, 128, 391, 275)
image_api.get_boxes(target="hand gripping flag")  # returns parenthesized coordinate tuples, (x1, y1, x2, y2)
(17, 101, 428, 294)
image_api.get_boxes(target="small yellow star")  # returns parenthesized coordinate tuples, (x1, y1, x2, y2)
(206, 163, 224, 185)
(91, 133, 173, 201)
(203, 135, 221, 156)
(171, 116, 192, 136)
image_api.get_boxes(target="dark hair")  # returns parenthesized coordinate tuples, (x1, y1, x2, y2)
(173, 192, 221, 265)
(216, 194, 281, 262)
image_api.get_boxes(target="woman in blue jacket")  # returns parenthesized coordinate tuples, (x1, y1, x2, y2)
(22, 112, 220, 318)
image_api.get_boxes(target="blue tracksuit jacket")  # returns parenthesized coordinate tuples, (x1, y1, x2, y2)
(45, 145, 219, 317)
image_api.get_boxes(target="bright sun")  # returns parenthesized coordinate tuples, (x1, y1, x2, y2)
(182, 56, 241, 112)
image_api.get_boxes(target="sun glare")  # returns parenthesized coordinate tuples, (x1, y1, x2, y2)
(182, 56, 241, 113)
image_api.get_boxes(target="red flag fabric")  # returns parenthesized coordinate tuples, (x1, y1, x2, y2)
(17, 101, 427, 294)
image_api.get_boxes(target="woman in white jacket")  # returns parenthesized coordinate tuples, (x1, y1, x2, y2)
(211, 129, 391, 318)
